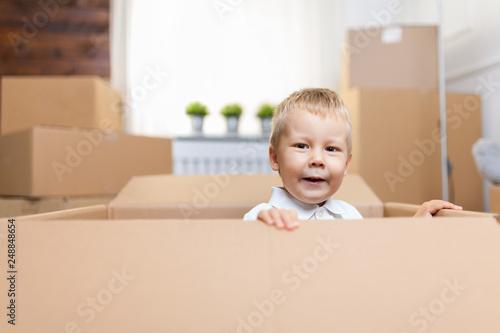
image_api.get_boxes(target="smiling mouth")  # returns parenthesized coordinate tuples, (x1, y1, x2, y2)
(303, 177, 325, 183)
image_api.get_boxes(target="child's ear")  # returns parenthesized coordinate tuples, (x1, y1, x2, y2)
(343, 153, 352, 177)
(269, 145, 280, 171)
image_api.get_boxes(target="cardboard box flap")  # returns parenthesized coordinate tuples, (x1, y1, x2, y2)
(1, 217, 500, 332)
(334, 173, 383, 217)
(108, 174, 383, 219)
(111, 173, 283, 205)
(17, 204, 108, 221)
(384, 202, 499, 218)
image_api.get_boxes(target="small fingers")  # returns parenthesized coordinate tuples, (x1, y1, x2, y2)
(257, 209, 299, 230)
(414, 200, 463, 217)
(281, 209, 299, 230)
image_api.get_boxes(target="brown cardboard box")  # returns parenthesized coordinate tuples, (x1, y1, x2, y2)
(0, 125, 172, 196)
(1, 216, 500, 332)
(490, 185, 500, 214)
(343, 26, 438, 90)
(108, 173, 383, 219)
(383, 202, 497, 218)
(0, 76, 122, 135)
(17, 204, 108, 220)
(342, 88, 483, 211)
(0, 195, 114, 218)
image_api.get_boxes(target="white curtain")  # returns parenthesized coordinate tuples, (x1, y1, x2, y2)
(115, 0, 345, 137)
(109, 0, 132, 131)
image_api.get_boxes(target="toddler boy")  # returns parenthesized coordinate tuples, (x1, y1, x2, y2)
(243, 88, 462, 229)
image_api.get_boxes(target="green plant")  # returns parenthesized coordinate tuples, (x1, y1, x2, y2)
(185, 102, 209, 116)
(220, 103, 243, 117)
(257, 103, 275, 118)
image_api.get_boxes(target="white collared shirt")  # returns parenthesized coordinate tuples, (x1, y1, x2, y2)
(243, 187, 363, 220)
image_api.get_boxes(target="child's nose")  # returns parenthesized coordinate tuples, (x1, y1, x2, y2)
(308, 151, 325, 168)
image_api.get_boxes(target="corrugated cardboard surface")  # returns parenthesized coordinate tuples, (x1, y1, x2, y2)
(0, 125, 172, 196)
(342, 88, 483, 211)
(1, 217, 499, 332)
(0, 76, 123, 135)
(108, 173, 383, 219)
(16, 204, 108, 220)
(0, 195, 114, 218)
(344, 26, 438, 90)
(384, 202, 497, 218)
(490, 185, 500, 214)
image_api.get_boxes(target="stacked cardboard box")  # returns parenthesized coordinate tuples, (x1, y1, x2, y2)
(0, 76, 123, 135)
(341, 26, 483, 211)
(108, 173, 384, 219)
(0, 195, 114, 218)
(0, 76, 172, 215)
(490, 185, 500, 214)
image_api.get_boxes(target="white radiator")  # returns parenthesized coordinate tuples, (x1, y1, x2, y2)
(173, 136, 275, 175)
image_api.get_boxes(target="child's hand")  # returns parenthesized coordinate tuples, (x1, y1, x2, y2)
(414, 200, 463, 218)
(257, 208, 299, 230)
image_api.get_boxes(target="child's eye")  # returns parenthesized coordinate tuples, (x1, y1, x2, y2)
(326, 147, 338, 152)
(295, 144, 308, 149)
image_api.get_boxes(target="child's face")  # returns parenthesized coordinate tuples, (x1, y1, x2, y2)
(269, 109, 352, 205)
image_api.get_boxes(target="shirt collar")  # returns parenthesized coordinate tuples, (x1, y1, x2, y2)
(268, 187, 347, 220)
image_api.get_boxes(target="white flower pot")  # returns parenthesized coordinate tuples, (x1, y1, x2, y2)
(260, 117, 272, 137)
(190, 115, 205, 135)
(226, 116, 239, 135)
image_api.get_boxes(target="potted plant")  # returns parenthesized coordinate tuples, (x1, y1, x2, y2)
(257, 103, 275, 136)
(221, 103, 243, 135)
(186, 101, 209, 135)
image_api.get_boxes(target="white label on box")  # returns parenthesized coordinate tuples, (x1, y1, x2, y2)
(381, 26, 403, 44)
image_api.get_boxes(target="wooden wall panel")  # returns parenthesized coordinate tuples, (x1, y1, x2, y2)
(0, 0, 110, 77)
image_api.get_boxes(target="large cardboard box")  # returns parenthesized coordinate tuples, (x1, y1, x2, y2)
(383, 202, 497, 218)
(342, 88, 483, 211)
(1, 216, 500, 332)
(343, 26, 438, 90)
(0, 195, 114, 218)
(0, 125, 172, 196)
(0, 76, 122, 135)
(16, 204, 109, 220)
(108, 173, 384, 219)
(490, 185, 500, 214)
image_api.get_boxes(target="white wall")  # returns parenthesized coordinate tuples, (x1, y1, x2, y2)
(444, 0, 500, 211)
(444, 0, 500, 142)
(125, 0, 345, 138)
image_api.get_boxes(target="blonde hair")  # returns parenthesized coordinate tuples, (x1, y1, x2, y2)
(270, 88, 353, 155)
